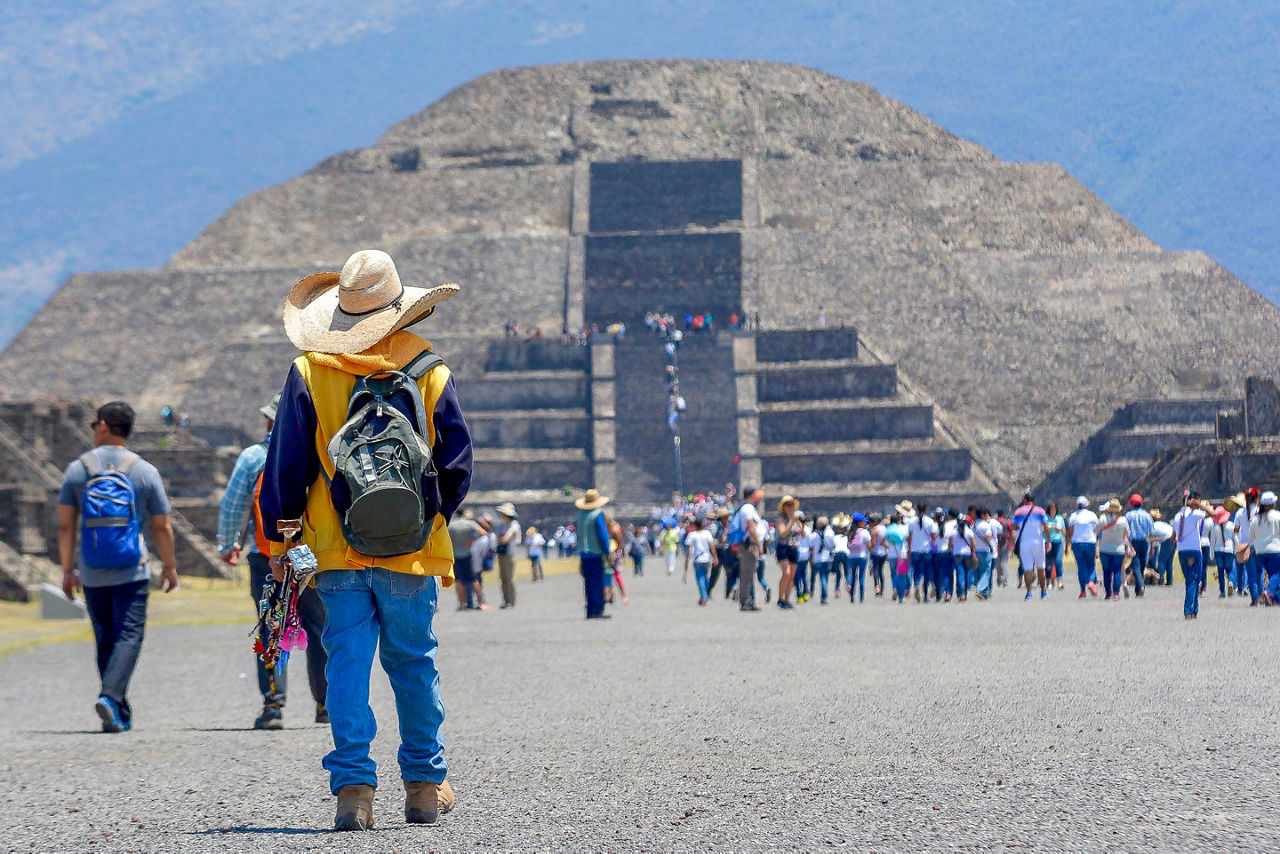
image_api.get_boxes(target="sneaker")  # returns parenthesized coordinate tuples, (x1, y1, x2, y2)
(765, 588, 772, 604)
(95, 696, 125, 733)
(1079, 591, 1086, 599)
(254, 703, 284, 731)
(405, 779, 454, 826)
(1025, 592, 1032, 601)
(914, 587, 921, 602)
(1123, 584, 1130, 599)
(740, 604, 761, 612)
(1041, 591, 1048, 599)
(315, 703, 329, 725)
(697, 598, 707, 606)
(821, 598, 829, 605)
(1087, 582, 1098, 597)
(334, 784, 375, 831)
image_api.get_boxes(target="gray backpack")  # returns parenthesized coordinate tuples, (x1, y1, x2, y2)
(324, 351, 444, 557)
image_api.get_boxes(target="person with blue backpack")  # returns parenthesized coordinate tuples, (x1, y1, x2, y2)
(58, 401, 178, 734)
(259, 250, 472, 832)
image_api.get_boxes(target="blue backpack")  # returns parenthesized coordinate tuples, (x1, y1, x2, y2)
(78, 450, 144, 570)
(726, 505, 749, 545)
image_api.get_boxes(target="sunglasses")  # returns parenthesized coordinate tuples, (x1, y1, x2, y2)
(87, 419, 101, 429)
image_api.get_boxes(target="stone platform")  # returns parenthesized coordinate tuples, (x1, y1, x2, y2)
(2, 571, 1274, 851)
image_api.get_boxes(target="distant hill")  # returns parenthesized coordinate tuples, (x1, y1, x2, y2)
(0, 0, 1276, 346)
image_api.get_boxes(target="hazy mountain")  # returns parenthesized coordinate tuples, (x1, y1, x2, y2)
(0, 0, 1275, 345)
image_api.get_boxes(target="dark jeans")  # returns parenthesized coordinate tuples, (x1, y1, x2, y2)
(870, 554, 887, 593)
(82, 579, 149, 724)
(717, 548, 739, 598)
(1179, 549, 1202, 616)
(581, 554, 606, 617)
(1129, 539, 1148, 594)
(250, 552, 327, 707)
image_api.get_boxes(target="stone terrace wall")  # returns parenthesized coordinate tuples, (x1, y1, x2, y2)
(744, 225, 1280, 489)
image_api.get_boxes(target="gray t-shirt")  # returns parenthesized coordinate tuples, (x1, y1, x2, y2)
(59, 446, 171, 588)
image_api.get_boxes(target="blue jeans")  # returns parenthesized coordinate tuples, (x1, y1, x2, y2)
(1259, 553, 1280, 604)
(694, 561, 711, 600)
(893, 569, 910, 599)
(812, 560, 832, 600)
(1046, 540, 1064, 582)
(581, 554, 606, 617)
(82, 579, 149, 725)
(930, 552, 949, 599)
(314, 568, 445, 794)
(1128, 539, 1147, 594)
(970, 552, 993, 597)
(952, 555, 970, 598)
(1246, 554, 1263, 603)
(1215, 550, 1234, 596)
(831, 553, 849, 597)
(848, 556, 867, 600)
(910, 552, 930, 596)
(795, 558, 810, 597)
(1157, 540, 1176, 585)
(1099, 552, 1124, 597)
(1071, 543, 1097, 592)
(870, 554, 887, 593)
(1178, 549, 1202, 616)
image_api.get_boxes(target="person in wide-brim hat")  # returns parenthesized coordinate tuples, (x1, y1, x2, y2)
(1225, 492, 1246, 512)
(895, 499, 914, 515)
(575, 489, 610, 510)
(778, 494, 799, 514)
(283, 249, 459, 354)
(496, 502, 517, 519)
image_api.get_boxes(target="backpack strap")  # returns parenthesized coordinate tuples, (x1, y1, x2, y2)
(79, 449, 141, 476)
(79, 450, 104, 477)
(403, 350, 445, 380)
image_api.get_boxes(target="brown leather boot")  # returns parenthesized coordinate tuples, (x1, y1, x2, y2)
(404, 779, 454, 825)
(334, 784, 375, 831)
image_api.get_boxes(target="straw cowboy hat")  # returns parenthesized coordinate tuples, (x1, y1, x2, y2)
(496, 502, 518, 519)
(574, 489, 610, 510)
(895, 499, 914, 515)
(778, 495, 799, 513)
(283, 249, 459, 354)
(1105, 498, 1123, 514)
(1225, 492, 1246, 512)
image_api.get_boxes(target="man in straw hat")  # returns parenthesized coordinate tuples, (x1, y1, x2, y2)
(260, 249, 473, 831)
(575, 489, 613, 619)
(494, 502, 520, 608)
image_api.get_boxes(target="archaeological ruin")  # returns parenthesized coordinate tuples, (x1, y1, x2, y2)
(2, 59, 1279, 598)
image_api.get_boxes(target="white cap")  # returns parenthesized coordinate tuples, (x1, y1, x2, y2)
(1076, 495, 1089, 508)
(1262, 491, 1277, 506)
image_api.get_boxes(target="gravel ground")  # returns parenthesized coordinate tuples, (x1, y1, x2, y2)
(2, 570, 1277, 852)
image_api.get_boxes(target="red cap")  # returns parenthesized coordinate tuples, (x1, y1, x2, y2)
(1129, 494, 1143, 507)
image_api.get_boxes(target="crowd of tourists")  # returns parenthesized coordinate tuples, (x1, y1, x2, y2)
(564, 488, 1278, 621)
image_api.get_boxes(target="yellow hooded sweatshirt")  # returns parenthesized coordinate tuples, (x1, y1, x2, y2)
(269, 331, 455, 585)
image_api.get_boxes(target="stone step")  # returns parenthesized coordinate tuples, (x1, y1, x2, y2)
(753, 329, 859, 363)
(755, 356, 866, 371)
(758, 437, 955, 456)
(1117, 398, 1238, 429)
(484, 340, 590, 373)
(759, 446, 971, 484)
(467, 410, 591, 450)
(470, 448, 591, 493)
(756, 363, 897, 403)
(760, 476, 1008, 516)
(1096, 426, 1214, 461)
(759, 403, 934, 443)
(461, 374, 589, 411)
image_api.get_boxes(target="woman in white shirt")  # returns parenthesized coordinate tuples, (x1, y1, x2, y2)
(948, 512, 975, 602)
(1209, 507, 1235, 598)
(847, 514, 872, 603)
(869, 512, 888, 597)
(829, 516, 850, 604)
(1252, 491, 1280, 607)
(1172, 493, 1208, 618)
(1066, 496, 1100, 597)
